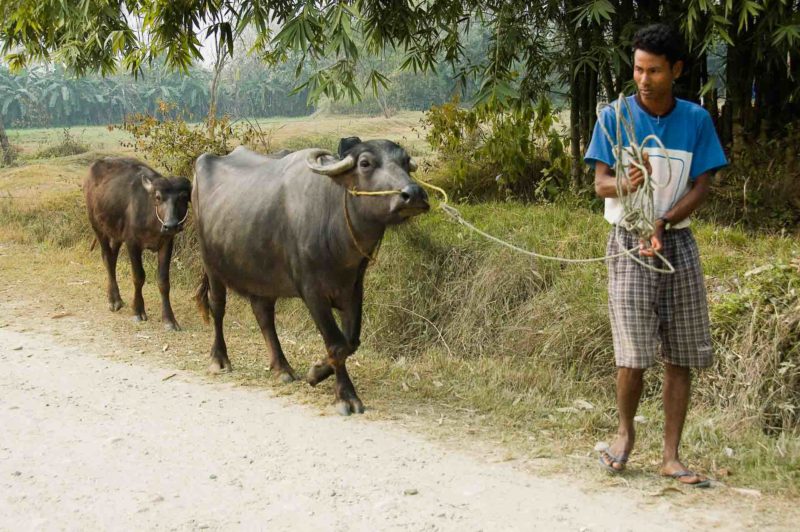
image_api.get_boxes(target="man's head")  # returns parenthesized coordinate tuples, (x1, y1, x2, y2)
(632, 24, 685, 101)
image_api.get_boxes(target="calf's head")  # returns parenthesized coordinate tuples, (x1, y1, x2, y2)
(307, 138, 429, 224)
(141, 175, 192, 234)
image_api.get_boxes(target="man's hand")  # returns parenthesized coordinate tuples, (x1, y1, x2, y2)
(626, 152, 651, 193)
(639, 218, 665, 257)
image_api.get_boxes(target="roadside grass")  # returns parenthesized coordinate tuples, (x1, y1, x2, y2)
(0, 129, 798, 500)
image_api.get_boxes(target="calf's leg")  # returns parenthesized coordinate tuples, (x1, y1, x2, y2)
(250, 296, 296, 383)
(98, 235, 123, 311)
(157, 239, 180, 331)
(127, 243, 147, 322)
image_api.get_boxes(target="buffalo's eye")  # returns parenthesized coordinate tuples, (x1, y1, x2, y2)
(359, 159, 371, 168)
(155, 194, 162, 203)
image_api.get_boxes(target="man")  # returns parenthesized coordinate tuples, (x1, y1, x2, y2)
(584, 23, 728, 487)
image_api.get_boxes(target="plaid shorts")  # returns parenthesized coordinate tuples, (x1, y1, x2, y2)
(606, 227, 713, 369)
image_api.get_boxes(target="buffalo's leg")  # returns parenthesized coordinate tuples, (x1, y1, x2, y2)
(303, 292, 363, 415)
(98, 235, 123, 311)
(207, 273, 231, 373)
(250, 296, 296, 383)
(127, 243, 147, 322)
(308, 263, 366, 387)
(157, 239, 180, 331)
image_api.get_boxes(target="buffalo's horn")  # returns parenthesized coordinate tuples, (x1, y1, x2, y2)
(409, 158, 418, 172)
(306, 149, 356, 176)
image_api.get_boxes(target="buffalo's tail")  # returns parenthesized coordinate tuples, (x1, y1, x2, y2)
(193, 271, 211, 325)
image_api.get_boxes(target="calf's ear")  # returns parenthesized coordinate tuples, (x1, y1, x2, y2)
(338, 136, 362, 157)
(181, 178, 193, 201)
(141, 175, 154, 193)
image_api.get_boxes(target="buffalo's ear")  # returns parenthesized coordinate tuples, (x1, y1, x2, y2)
(141, 175, 154, 193)
(180, 177, 193, 201)
(338, 136, 362, 157)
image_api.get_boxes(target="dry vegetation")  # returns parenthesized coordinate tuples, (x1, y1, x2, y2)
(1, 116, 798, 500)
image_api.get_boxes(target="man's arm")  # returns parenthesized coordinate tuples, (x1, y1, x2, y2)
(640, 172, 712, 257)
(594, 154, 650, 198)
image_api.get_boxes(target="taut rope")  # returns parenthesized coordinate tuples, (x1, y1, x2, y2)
(343, 96, 677, 274)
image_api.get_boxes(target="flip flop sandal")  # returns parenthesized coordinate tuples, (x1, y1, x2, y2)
(598, 449, 629, 474)
(665, 470, 711, 488)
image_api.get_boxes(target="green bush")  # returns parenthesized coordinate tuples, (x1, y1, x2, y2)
(704, 125, 800, 231)
(706, 260, 800, 433)
(35, 129, 89, 159)
(119, 102, 237, 178)
(423, 98, 571, 201)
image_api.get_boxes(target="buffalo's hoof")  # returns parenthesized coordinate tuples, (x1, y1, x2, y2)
(278, 371, 296, 384)
(163, 321, 181, 332)
(133, 312, 148, 322)
(334, 397, 365, 416)
(207, 360, 232, 375)
(109, 300, 124, 312)
(307, 361, 334, 387)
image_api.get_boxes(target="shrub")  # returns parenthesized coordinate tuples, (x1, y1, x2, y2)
(119, 102, 236, 178)
(423, 97, 571, 201)
(35, 128, 89, 158)
(704, 125, 800, 231)
(706, 259, 800, 432)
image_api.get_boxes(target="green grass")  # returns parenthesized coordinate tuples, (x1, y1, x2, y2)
(1, 126, 798, 498)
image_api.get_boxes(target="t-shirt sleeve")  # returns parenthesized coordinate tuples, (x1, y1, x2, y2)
(689, 111, 728, 179)
(584, 107, 616, 168)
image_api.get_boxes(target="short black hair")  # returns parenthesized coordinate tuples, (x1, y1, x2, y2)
(632, 24, 686, 66)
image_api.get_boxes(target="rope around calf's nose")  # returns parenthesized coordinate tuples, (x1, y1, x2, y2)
(154, 205, 190, 229)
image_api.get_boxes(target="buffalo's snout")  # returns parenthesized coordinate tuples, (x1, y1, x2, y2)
(160, 221, 181, 233)
(399, 184, 429, 212)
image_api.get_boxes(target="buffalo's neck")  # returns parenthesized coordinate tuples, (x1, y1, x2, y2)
(336, 193, 386, 265)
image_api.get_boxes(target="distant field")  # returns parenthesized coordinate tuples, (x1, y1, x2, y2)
(6, 111, 430, 159)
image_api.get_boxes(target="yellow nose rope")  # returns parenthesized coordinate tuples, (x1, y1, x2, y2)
(343, 188, 385, 263)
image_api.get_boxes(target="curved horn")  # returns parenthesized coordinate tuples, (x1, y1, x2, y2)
(306, 149, 356, 176)
(408, 158, 418, 172)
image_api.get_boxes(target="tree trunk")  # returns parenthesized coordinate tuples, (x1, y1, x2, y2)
(208, 45, 229, 130)
(570, 86, 582, 189)
(565, 7, 583, 188)
(0, 115, 12, 166)
(615, 0, 634, 95)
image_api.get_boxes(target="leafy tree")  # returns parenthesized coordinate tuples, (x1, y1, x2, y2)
(2, 1, 797, 182)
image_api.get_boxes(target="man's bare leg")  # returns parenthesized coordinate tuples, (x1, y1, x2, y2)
(660, 363, 708, 484)
(602, 366, 645, 471)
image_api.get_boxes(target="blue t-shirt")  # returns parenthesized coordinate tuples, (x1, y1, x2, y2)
(584, 95, 728, 228)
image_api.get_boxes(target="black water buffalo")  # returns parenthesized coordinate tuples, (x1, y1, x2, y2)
(84, 157, 191, 331)
(193, 138, 429, 415)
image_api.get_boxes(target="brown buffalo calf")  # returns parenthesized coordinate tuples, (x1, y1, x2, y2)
(84, 157, 191, 330)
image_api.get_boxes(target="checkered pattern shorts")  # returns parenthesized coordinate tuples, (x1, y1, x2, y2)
(606, 227, 713, 369)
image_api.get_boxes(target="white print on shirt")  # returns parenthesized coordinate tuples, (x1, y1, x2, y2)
(604, 147, 694, 229)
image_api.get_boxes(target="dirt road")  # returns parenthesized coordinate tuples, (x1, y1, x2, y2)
(0, 320, 777, 532)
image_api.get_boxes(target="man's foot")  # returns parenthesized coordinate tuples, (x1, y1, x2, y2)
(598, 449, 629, 474)
(598, 435, 634, 473)
(660, 460, 711, 488)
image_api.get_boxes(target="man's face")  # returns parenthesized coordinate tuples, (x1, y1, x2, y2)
(633, 49, 683, 100)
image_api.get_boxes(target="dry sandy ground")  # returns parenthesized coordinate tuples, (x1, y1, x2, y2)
(0, 310, 792, 532)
